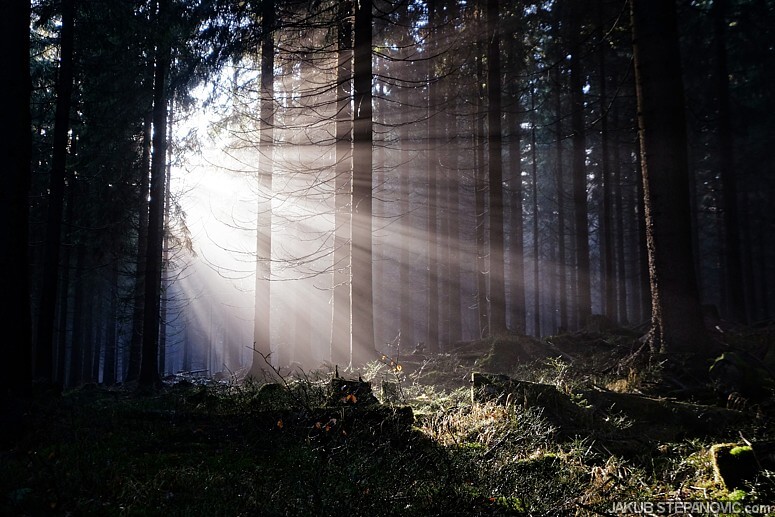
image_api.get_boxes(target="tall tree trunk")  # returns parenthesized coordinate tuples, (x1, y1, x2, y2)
(612, 104, 628, 323)
(570, 4, 591, 327)
(1, 0, 33, 394)
(631, 0, 707, 356)
(138, 21, 171, 388)
(159, 98, 174, 377)
(127, 112, 153, 382)
(426, 0, 440, 352)
(398, 63, 414, 351)
(351, 0, 376, 366)
(56, 187, 74, 384)
(447, 89, 463, 343)
(487, 0, 507, 335)
(506, 36, 525, 334)
(598, 9, 616, 322)
(331, 0, 353, 368)
(36, 0, 75, 384)
(713, 0, 746, 323)
(634, 137, 650, 323)
(554, 66, 568, 332)
(89, 285, 100, 383)
(103, 262, 119, 386)
(530, 87, 540, 336)
(69, 240, 86, 387)
(475, 46, 489, 338)
(251, 0, 275, 374)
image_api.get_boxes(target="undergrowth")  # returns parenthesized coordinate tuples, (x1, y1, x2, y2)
(1, 352, 773, 516)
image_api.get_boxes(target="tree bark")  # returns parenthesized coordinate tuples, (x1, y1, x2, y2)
(159, 98, 174, 377)
(331, 0, 353, 368)
(351, 0, 376, 366)
(251, 0, 275, 374)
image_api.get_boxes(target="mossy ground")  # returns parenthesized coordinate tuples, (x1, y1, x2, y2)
(2, 329, 774, 515)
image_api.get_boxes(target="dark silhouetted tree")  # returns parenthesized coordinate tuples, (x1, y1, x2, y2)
(1, 1, 33, 394)
(35, 0, 75, 385)
(631, 0, 707, 356)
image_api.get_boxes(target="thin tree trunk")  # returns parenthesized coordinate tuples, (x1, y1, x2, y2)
(447, 88, 463, 343)
(570, 4, 591, 327)
(103, 262, 119, 386)
(713, 0, 746, 323)
(427, 0, 440, 352)
(56, 149, 77, 384)
(69, 241, 86, 387)
(159, 99, 173, 378)
(475, 47, 489, 338)
(90, 285, 101, 383)
(127, 111, 153, 382)
(398, 60, 414, 352)
(351, 0, 376, 366)
(251, 0, 275, 374)
(506, 35, 525, 334)
(554, 66, 568, 332)
(613, 104, 628, 323)
(530, 87, 540, 336)
(331, 0, 352, 368)
(634, 136, 650, 323)
(487, 0, 507, 335)
(599, 11, 616, 322)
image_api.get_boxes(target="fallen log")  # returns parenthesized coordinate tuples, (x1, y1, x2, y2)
(471, 372, 748, 453)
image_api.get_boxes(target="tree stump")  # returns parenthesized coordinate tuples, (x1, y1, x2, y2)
(327, 377, 380, 406)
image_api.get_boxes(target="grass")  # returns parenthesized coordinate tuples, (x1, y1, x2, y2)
(2, 346, 774, 516)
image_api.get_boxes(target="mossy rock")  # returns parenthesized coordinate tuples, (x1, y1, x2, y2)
(711, 443, 758, 490)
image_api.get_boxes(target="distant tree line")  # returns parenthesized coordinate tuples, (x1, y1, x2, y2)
(3, 0, 773, 393)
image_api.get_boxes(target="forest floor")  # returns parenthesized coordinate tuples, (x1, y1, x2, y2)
(2, 320, 775, 516)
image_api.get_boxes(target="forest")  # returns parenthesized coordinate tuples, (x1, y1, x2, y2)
(1, 0, 775, 515)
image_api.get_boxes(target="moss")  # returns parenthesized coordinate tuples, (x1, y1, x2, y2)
(729, 445, 753, 457)
(726, 489, 749, 502)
